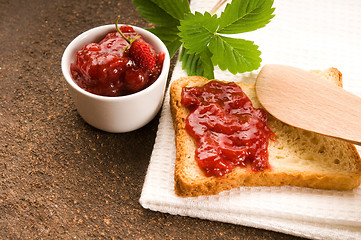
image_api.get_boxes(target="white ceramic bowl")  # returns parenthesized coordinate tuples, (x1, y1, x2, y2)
(61, 24, 170, 133)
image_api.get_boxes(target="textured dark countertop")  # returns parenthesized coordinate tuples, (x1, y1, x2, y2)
(0, 0, 308, 239)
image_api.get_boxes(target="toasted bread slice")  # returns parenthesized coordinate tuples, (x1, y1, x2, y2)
(170, 68, 361, 197)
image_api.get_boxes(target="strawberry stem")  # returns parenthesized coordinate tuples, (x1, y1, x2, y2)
(115, 15, 130, 44)
(210, 0, 228, 15)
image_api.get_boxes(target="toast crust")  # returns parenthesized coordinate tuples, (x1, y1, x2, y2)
(170, 70, 361, 197)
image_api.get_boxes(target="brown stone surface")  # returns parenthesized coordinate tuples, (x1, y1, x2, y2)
(0, 0, 308, 239)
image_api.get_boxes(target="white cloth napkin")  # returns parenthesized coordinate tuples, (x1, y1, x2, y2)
(139, 1, 361, 239)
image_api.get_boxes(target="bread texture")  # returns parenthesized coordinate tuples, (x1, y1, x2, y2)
(170, 68, 361, 197)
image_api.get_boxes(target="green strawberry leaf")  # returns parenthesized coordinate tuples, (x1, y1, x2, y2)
(197, 49, 215, 79)
(178, 12, 218, 54)
(151, 0, 190, 21)
(209, 35, 261, 74)
(133, 0, 190, 57)
(133, 0, 275, 77)
(132, 0, 179, 27)
(147, 26, 182, 58)
(180, 47, 214, 79)
(218, 0, 275, 34)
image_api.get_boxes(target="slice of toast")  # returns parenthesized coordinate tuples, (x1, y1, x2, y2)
(170, 68, 361, 197)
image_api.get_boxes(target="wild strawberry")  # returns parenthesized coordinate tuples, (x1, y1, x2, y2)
(128, 39, 156, 71)
(115, 16, 156, 71)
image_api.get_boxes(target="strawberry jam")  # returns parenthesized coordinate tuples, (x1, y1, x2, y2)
(70, 26, 164, 97)
(181, 81, 275, 177)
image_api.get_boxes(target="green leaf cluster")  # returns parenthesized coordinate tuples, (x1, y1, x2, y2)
(133, 0, 275, 79)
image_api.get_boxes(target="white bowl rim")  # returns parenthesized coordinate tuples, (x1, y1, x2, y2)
(61, 24, 170, 102)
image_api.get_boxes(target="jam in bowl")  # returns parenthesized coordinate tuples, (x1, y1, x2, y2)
(61, 24, 170, 133)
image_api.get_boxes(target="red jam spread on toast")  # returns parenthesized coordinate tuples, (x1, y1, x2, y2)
(70, 25, 164, 97)
(181, 80, 275, 177)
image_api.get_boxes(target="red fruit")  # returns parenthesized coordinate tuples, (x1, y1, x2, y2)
(70, 38, 130, 97)
(123, 67, 148, 94)
(119, 25, 135, 33)
(128, 39, 156, 71)
(70, 19, 165, 97)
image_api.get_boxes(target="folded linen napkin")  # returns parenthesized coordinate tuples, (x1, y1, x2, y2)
(140, 1, 361, 239)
